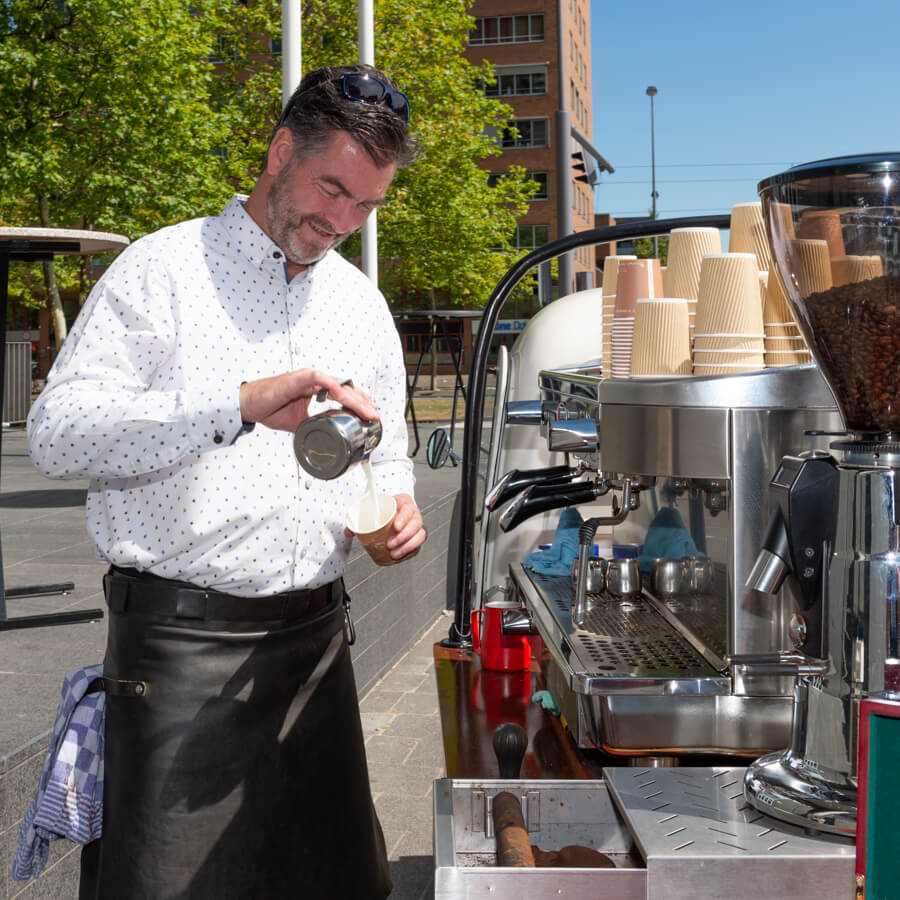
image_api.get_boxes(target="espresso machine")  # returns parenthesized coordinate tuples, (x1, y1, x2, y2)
(737, 153, 900, 837)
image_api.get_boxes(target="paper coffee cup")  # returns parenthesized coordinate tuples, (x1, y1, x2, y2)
(615, 258, 663, 317)
(347, 492, 400, 566)
(729, 203, 770, 270)
(631, 298, 691, 375)
(831, 254, 884, 287)
(798, 209, 845, 256)
(695, 253, 765, 335)
(665, 227, 722, 300)
(789, 239, 833, 297)
(601, 255, 637, 296)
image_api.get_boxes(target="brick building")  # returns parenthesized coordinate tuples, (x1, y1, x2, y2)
(465, 0, 609, 296)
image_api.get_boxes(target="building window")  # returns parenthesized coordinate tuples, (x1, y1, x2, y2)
(513, 225, 550, 250)
(470, 14, 545, 45)
(501, 118, 549, 149)
(270, 36, 282, 56)
(485, 68, 546, 97)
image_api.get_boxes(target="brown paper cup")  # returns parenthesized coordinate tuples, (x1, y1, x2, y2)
(831, 254, 885, 287)
(347, 493, 400, 566)
(695, 253, 765, 335)
(769, 201, 797, 241)
(692, 348, 765, 366)
(798, 209, 845, 256)
(665, 228, 722, 300)
(601, 255, 638, 296)
(615, 259, 663, 317)
(693, 361, 763, 375)
(789, 239, 833, 296)
(631, 299, 691, 375)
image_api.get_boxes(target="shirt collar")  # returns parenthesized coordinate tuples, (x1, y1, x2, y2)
(218, 194, 327, 279)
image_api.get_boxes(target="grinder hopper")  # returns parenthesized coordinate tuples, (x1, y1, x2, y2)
(741, 154, 900, 836)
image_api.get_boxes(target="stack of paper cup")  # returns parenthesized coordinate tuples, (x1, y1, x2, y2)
(664, 228, 722, 301)
(630, 298, 692, 376)
(763, 269, 810, 367)
(611, 258, 662, 377)
(600, 255, 636, 377)
(831, 254, 884, 287)
(729, 202, 771, 271)
(692, 253, 765, 375)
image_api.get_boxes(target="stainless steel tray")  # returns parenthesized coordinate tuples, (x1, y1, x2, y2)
(511, 564, 792, 753)
(433, 770, 855, 900)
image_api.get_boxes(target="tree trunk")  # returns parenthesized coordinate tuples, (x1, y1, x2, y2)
(38, 197, 67, 351)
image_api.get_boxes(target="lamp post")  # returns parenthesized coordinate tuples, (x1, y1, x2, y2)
(646, 85, 658, 258)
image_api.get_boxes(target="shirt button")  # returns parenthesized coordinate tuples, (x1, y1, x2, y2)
(213, 433, 224, 444)
(273, 250, 282, 259)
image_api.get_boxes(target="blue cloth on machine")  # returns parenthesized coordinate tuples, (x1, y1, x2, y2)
(523, 507, 584, 576)
(638, 506, 698, 572)
(12, 664, 104, 882)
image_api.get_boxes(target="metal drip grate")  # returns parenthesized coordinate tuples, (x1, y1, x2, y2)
(526, 571, 722, 679)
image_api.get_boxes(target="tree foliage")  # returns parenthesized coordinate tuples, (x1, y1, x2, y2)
(0, 0, 535, 333)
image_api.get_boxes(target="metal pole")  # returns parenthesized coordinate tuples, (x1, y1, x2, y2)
(555, 0, 573, 296)
(646, 85, 658, 258)
(359, 0, 378, 284)
(281, 0, 302, 108)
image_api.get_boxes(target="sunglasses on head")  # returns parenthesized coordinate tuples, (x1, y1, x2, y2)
(286, 73, 410, 123)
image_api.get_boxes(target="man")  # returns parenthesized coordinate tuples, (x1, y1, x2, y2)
(27, 63, 425, 898)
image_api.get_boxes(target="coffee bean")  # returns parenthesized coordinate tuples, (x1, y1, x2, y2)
(805, 274, 900, 434)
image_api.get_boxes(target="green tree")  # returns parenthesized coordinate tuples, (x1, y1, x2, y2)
(224, 0, 537, 307)
(0, 0, 244, 345)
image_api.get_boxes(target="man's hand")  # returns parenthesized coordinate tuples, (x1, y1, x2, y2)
(345, 493, 426, 563)
(239, 370, 378, 432)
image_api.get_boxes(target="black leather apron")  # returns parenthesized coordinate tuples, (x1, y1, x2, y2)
(80, 570, 391, 900)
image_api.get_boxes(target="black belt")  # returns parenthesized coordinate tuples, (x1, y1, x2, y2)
(104, 566, 341, 622)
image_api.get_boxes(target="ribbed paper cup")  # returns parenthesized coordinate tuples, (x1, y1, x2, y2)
(615, 258, 663, 317)
(762, 270, 798, 335)
(693, 361, 764, 375)
(831, 254, 885, 287)
(765, 350, 813, 367)
(798, 209, 845, 256)
(758, 270, 768, 310)
(630, 298, 691, 375)
(601, 255, 638, 296)
(693, 348, 765, 366)
(728, 203, 768, 265)
(693, 332, 765, 352)
(789, 238, 833, 297)
(695, 253, 765, 335)
(665, 228, 722, 300)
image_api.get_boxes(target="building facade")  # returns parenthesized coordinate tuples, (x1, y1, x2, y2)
(465, 0, 599, 291)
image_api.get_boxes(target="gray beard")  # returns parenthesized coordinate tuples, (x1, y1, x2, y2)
(265, 174, 349, 266)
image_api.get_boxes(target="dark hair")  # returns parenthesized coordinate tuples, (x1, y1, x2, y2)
(273, 64, 419, 170)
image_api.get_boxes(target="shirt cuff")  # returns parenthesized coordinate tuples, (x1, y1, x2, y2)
(187, 385, 247, 450)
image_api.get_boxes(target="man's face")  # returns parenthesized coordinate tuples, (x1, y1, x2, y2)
(265, 129, 398, 270)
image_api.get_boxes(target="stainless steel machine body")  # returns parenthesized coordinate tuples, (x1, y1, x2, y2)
(433, 768, 854, 899)
(508, 366, 842, 754)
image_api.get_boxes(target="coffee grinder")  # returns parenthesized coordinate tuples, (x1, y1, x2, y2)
(739, 154, 900, 836)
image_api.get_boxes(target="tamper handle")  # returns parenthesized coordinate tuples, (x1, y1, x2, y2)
(493, 722, 527, 778)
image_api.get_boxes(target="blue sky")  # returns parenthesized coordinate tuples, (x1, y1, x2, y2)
(589, 0, 900, 220)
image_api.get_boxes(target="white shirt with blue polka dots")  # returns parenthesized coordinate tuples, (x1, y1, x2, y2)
(27, 195, 415, 596)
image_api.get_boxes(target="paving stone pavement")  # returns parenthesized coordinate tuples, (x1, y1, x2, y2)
(361, 611, 453, 900)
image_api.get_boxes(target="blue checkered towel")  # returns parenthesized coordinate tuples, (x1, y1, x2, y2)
(12, 664, 104, 882)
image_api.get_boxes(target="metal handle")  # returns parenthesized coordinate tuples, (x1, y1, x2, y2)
(726, 651, 828, 677)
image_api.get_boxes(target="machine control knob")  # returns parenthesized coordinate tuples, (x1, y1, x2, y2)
(493, 723, 528, 778)
(789, 614, 808, 648)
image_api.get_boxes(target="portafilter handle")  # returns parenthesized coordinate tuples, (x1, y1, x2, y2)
(498, 479, 608, 533)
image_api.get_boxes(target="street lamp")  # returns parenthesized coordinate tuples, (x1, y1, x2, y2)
(646, 85, 659, 258)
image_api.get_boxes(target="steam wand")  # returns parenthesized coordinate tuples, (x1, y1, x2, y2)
(572, 479, 633, 627)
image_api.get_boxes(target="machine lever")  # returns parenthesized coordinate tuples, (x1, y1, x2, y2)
(485, 464, 582, 511)
(498, 481, 603, 532)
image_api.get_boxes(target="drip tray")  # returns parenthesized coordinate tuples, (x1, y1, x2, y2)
(510, 564, 791, 753)
(511, 565, 729, 694)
